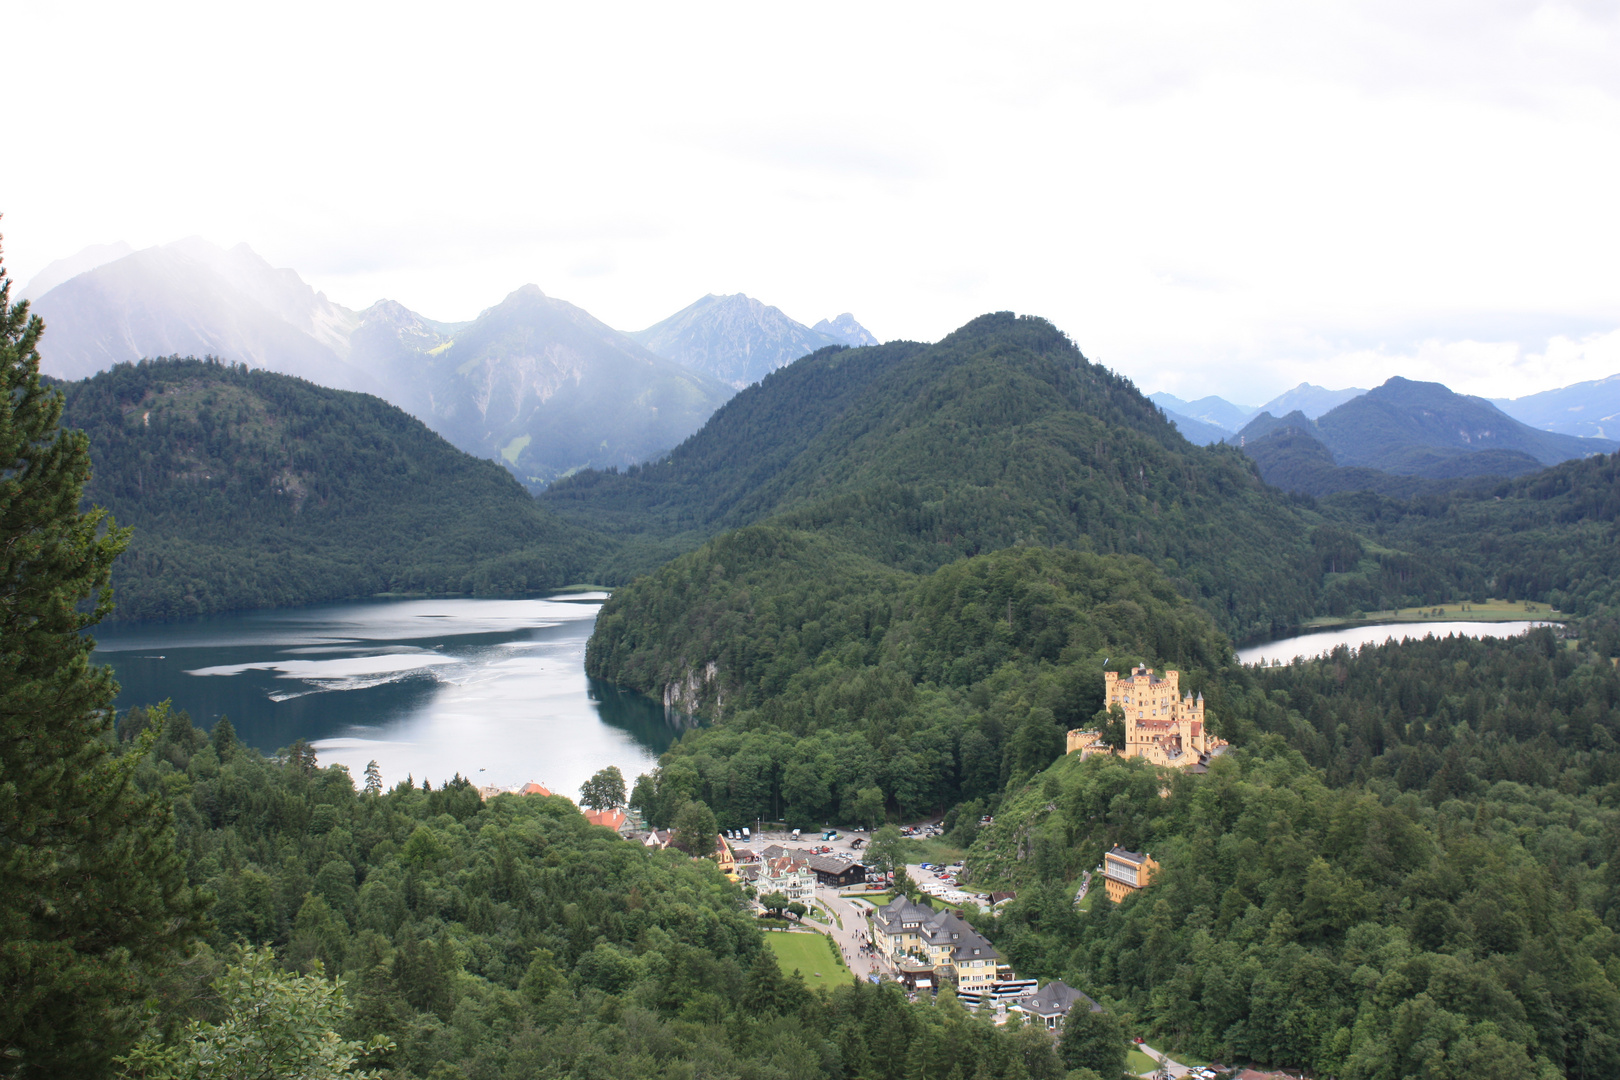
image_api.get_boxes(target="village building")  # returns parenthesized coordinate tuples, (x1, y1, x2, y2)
(756, 853, 816, 901)
(1101, 846, 1158, 903)
(582, 807, 633, 837)
(1067, 666, 1226, 770)
(714, 834, 737, 876)
(759, 845, 866, 888)
(1014, 980, 1101, 1030)
(870, 898, 1002, 994)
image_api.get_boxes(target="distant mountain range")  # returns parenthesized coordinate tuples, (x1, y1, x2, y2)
(24, 241, 868, 488)
(1492, 375, 1620, 440)
(1235, 376, 1616, 495)
(60, 358, 596, 618)
(1152, 383, 1369, 445)
(629, 293, 876, 388)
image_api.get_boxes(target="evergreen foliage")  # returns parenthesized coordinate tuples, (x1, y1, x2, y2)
(0, 255, 205, 1075)
(554, 313, 1367, 642)
(972, 630, 1620, 1078)
(122, 709, 1065, 1080)
(119, 945, 392, 1079)
(602, 541, 1232, 828)
(57, 357, 599, 618)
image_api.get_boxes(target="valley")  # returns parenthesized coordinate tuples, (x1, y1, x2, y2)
(12, 257, 1620, 1080)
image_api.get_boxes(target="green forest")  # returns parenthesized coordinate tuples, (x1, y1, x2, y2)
(16, 248, 1620, 1080)
(974, 630, 1620, 1079)
(100, 709, 1081, 1080)
(57, 357, 598, 619)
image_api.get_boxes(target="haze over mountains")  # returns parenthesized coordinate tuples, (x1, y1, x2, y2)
(25, 240, 874, 488)
(1234, 376, 1616, 496)
(628, 293, 876, 389)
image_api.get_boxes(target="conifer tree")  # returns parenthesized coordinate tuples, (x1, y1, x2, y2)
(0, 234, 204, 1075)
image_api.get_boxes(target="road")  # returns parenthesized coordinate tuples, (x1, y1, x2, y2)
(1136, 1042, 1195, 1078)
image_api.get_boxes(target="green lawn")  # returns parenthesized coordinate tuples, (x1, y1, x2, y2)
(904, 838, 966, 864)
(764, 931, 849, 986)
(1126, 1048, 1158, 1075)
(1301, 598, 1564, 629)
(1166, 1049, 1211, 1067)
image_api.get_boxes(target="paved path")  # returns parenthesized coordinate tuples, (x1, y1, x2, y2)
(1137, 1043, 1193, 1078)
(813, 887, 888, 981)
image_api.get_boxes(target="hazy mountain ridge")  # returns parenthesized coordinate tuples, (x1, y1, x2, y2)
(630, 292, 875, 388)
(553, 312, 1369, 642)
(1159, 407, 1230, 445)
(30, 241, 733, 488)
(30, 240, 377, 391)
(1256, 381, 1366, 419)
(1494, 373, 1620, 440)
(59, 357, 598, 618)
(412, 285, 732, 487)
(1233, 378, 1610, 495)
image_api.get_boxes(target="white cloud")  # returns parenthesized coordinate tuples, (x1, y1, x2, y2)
(3, 0, 1619, 400)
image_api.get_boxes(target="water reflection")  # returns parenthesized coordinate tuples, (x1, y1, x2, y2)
(92, 595, 688, 802)
(1238, 620, 1554, 667)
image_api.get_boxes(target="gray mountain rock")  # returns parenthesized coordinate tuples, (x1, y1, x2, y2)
(27, 242, 734, 489)
(21, 241, 133, 301)
(358, 285, 733, 487)
(30, 239, 377, 391)
(812, 313, 878, 347)
(1493, 373, 1620, 440)
(630, 293, 852, 388)
(1255, 382, 1366, 420)
(1147, 392, 1255, 431)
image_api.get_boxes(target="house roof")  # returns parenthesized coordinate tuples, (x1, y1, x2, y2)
(760, 845, 864, 875)
(874, 900, 1000, 961)
(583, 807, 626, 831)
(520, 782, 552, 796)
(1106, 846, 1149, 865)
(1020, 980, 1099, 1017)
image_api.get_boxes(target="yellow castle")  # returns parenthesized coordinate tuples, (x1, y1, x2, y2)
(1066, 666, 1225, 770)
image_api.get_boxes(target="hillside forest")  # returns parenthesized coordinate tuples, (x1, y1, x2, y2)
(13, 251, 1620, 1080)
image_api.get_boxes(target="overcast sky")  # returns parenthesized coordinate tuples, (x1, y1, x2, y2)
(4, 1, 1618, 404)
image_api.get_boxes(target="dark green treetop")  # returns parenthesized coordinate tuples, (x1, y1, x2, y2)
(0, 239, 206, 1075)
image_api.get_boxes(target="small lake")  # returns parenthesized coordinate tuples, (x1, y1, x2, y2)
(1238, 620, 1555, 667)
(92, 595, 686, 802)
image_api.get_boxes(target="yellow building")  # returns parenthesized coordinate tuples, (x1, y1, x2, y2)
(1101, 846, 1159, 903)
(1066, 666, 1225, 770)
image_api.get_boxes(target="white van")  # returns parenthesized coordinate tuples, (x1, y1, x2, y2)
(741, 827, 751, 840)
(791, 828, 801, 840)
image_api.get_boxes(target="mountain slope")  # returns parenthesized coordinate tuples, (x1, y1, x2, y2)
(379, 285, 734, 488)
(1316, 376, 1613, 469)
(555, 312, 1353, 643)
(1147, 392, 1252, 431)
(33, 243, 736, 490)
(31, 239, 375, 391)
(811, 313, 879, 347)
(629, 293, 868, 388)
(20, 241, 133, 301)
(1255, 382, 1365, 419)
(1494, 372, 1620, 439)
(61, 358, 600, 618)
(1161, 407, 1229, 445)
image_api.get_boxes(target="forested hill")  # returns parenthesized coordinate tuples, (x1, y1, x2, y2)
(61, 358, 601, 618)
(554, 312, 1348, 642)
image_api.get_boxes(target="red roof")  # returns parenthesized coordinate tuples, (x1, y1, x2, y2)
(521, 782, 553, 796)
(584, 808, 627, 830)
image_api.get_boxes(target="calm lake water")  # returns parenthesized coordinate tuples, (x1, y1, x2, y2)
(1238, 620, 1555, 667)
(92, 595, 686, 802)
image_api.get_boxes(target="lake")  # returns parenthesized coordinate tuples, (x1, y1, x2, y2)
(91, 595, 687, 802)
(1238, 620, 1555, 666)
